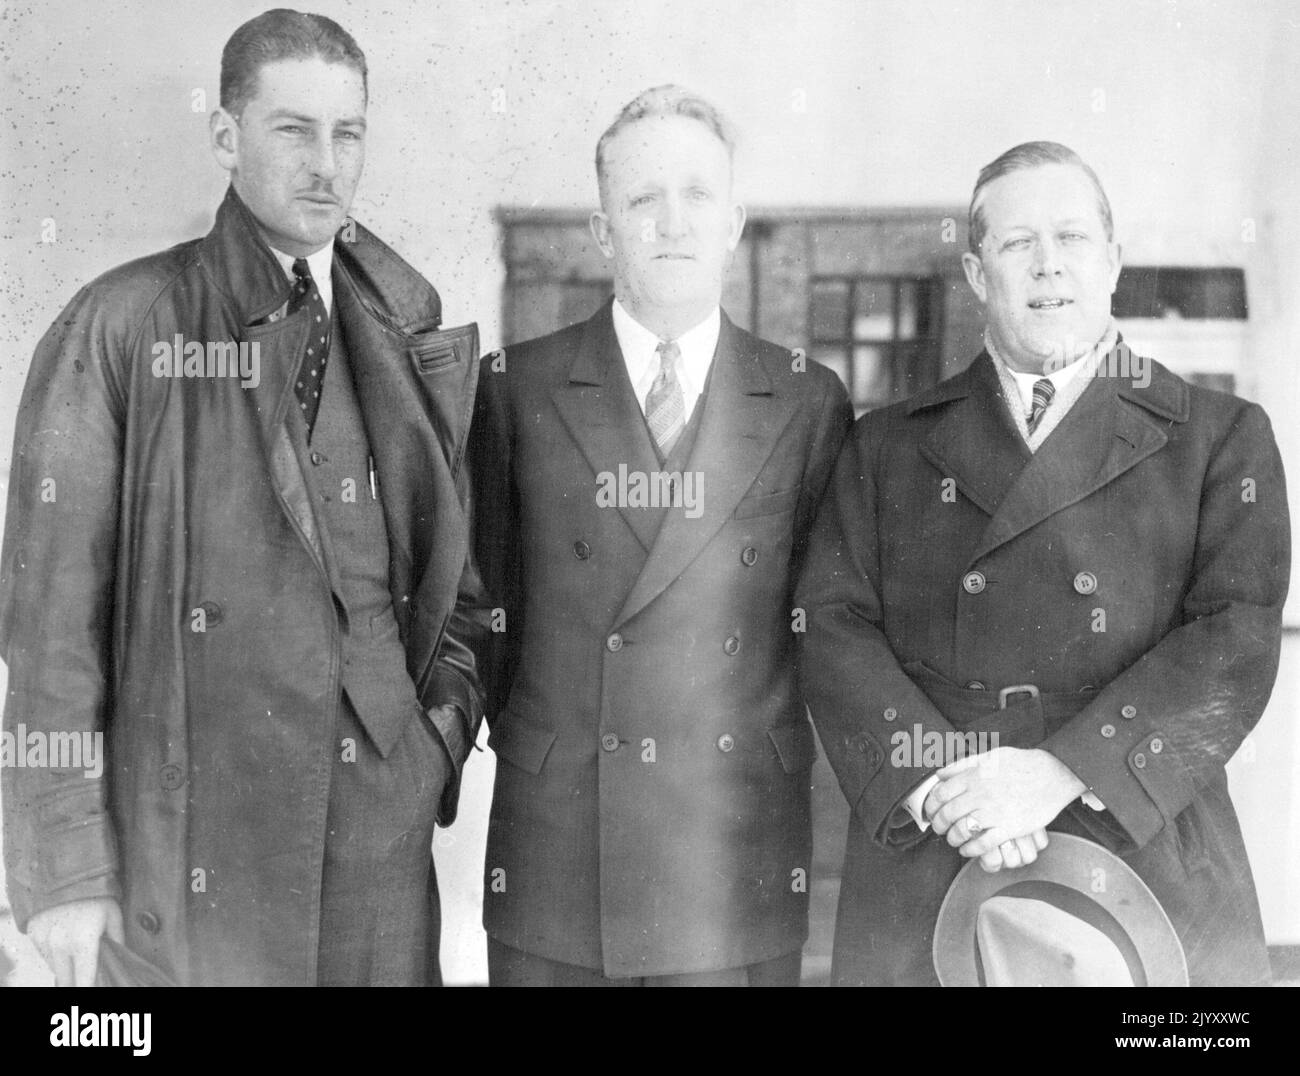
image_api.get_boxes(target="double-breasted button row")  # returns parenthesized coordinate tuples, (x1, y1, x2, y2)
(601, 733, 620, 752)
(740, 546, 759, 567)
(959, 569, 1099, 596)
(606, 633, 623, 652)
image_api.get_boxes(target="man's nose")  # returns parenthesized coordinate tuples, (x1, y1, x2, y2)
(658, 196, 688, 240)
(1031, 238, 1063, 276)
(306, 132, 340, 182)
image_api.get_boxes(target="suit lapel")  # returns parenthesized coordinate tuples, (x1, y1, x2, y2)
(551, 303, 663, 552)
(965, 362, 1170, 567)
(615, 314, 797, 625)
(919, 353, 1030, 517)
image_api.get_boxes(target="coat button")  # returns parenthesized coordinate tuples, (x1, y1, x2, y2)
(1073, 571, 1098, 595)
(741, 547, 758, 567)
(160, 764, 185, 791)
(137, 911, 161, 934)
(883, 707, 898, 722)
(723, 635, 741, 656)
(1100, 723, 1116, 738)
(573, 540, 590, 560)
(1120, 704, 1137, 720)
(198, 600, 223, 625)
(962, 571, 986, 594)
(966, 681, 986, 691)
(716, 733, 736, 753)
(600, 733, 620, 752)
(1134, 752, 1147, 768)
(606, 633, 623, 652)
(310, 450, 325, 466)
(1150, 737, 1163, 754)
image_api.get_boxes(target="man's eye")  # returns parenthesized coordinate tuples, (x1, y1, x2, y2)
(336, 130, 363, 142)
(687, 188, 712, 201)
(1004, 237, 1031, 250)
(279, 125, 308, 135)
(630, 194, 655, 208)
(1060, 231, 1087, 242)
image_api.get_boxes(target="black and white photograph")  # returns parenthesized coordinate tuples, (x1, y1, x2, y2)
(0, 0, 1296, 1029)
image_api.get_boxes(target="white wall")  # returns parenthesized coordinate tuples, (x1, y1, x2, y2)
(2, 0, 1297, 981)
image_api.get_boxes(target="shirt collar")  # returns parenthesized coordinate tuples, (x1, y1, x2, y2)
(986, 319, 1119, 403)
(611, 297, 721, 407)
(270, 240, 335, 315)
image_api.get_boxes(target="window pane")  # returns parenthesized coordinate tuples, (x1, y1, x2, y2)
(853, 345, 891, 403)
(810, 347, 850, 393)
(896, 281, 917, 339)
(811, 280, 851, 341)
(853, 280, 894, 340)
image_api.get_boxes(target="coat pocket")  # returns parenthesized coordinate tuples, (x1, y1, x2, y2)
(768, 720, 819, 774)
(734, 483, 802, 519)
(487, 711, 558, 775)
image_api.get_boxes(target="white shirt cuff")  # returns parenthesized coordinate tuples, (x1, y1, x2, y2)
(902, 774, 941, 831)
(1081, 790, 1105, 811)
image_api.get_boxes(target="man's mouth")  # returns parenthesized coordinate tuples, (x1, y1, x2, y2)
(298, 193, 338, 205)
(654, 253, 695, 260)
(1028, 298, 1072, 310)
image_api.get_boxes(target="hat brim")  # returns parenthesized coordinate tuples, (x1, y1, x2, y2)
(933, 832, 1188, 986)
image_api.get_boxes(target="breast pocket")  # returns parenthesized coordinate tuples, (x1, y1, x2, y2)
(734, 483, 802, 520)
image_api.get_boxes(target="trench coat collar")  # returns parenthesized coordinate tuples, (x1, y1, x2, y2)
(916, 345, 1189, 567)
(615, 311, 797, 625)
(197, 184, 444, 332)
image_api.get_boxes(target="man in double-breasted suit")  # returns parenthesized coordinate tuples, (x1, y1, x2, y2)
(796, 141, 1289, 986)
(470, 86, 851, 985)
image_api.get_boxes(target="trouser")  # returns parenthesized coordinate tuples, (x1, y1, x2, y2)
(316, 695, 448, 986)
(488, 936, 802, 987)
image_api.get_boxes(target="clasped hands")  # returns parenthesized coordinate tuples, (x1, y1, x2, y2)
(922, 746, 1086, 873)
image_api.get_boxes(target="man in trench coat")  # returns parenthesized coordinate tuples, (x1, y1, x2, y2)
(796, 141, 1289, 986)
(0, 10, 485, 986)
(470, 86, 851, 985)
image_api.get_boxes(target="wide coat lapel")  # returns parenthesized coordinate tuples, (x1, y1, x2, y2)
(551, 301, 663, 552)
(918, 352, 1030, 518)
(615, 313, 798, 625)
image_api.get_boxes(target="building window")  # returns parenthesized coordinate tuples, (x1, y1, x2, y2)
(809, 276, 943, 412)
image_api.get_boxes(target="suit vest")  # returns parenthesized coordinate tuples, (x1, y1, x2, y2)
(292, 303, 419, 737)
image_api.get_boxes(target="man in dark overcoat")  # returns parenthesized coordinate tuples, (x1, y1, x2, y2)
(796, 141, 1289, 986)
(0, 9, 485, 986)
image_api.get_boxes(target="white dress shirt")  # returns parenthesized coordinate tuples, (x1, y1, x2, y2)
(611, 297, 720, 424)
(270, 241, 335, 317)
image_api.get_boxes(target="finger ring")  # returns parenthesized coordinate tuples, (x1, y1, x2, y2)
(967, 815, 983, 834)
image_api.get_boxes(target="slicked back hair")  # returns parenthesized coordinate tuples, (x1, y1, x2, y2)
(221, 8, 367, 119)
(595, 85, 737, 205)
(968, 141, 1113, 254)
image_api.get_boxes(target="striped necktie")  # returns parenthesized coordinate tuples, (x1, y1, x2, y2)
(1027, 376, 1055, 434)
(646, 339, 685, 457)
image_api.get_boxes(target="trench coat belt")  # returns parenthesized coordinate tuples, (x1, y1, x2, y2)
(902, 662, 1097, 747)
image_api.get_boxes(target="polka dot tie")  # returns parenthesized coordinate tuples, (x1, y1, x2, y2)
(290, 257, 331, 440)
